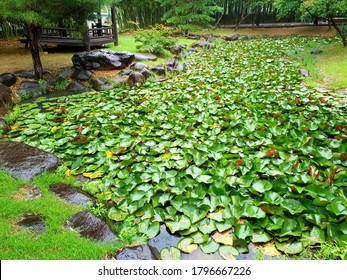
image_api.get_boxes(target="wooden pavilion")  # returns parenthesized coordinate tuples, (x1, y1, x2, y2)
(39, 6, 118, 51)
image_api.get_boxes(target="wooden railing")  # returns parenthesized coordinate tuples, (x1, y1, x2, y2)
(39, 26, 117, 51)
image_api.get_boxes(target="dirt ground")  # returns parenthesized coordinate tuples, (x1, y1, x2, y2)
(0, 26, 335, 74)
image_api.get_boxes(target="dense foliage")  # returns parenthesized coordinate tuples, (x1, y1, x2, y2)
(7, 37, 347, 258)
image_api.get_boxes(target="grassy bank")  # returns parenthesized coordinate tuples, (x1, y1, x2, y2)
(0, 170, 121, 260)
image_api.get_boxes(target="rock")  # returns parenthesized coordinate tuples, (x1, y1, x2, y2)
(230, 34, 240, 41)
(155, 78, 169, 83)
(65, 211, 117, 243)
(140, 68, 152, 79)
(299, 69, 309, 77)
(45, 73, 66, 86)
(175, 63, 186, 73)
(72, 50, 135, 70)
(167, 44, 186, 56)
(165, 58, 176, 68)
(127, 72, 145, 85)
(134, 53, 157, 61)
(0, 117, 10, 134)
(111, 76, 127, 85)
(71, 69, 93, 81)
(0, 84, 12, 107)
(91, 78, 115, 91)
(66, 81, 92, 93)
(17, 81, 48, 99)
(14, 70, 51, 79)
(120, 69, 133, 76)
(17, 213, 46, 234)
(151, 64, 166, 75)
(115, 245, 160, 260)
(0, 73, 17, 87)
(190, 42, 215, 49)
(49, 183, 95, 206)
(310, 49, 323, 54)
(0, 141, 62, 181)
(131, 62, 148, 71)
(14, 185, 42, 200)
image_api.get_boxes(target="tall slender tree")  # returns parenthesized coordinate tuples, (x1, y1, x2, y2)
(159, 0, 223, 35)
(0, 0, 112, 79)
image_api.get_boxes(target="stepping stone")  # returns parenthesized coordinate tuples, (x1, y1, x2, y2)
(65, 211, 117, 243)
(14, 185, 42, 200)
(49, 183, 95, 206)
(0, 141, 62, 181)
(16, 213, 46, 234)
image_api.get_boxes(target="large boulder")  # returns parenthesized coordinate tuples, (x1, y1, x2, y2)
(0, 84, 12, 107)
(0, 73, 17, 87)
(17, 81, 48, 99)
(72, 50, 135, 70)
(0, 141, 62, 181)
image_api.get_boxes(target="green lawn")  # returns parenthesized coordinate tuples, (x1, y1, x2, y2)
(0, 170, 121, 260)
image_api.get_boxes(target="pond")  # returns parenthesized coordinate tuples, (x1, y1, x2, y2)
(7, 36, 347, 259)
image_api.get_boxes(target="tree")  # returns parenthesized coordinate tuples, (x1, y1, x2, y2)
(275, 0, 347, 46)
(304, 0, 347, 46)
(159, 0, 223, 35)
(0, 0, 112, 79)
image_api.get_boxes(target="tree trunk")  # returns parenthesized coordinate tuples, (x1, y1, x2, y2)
(26, 24, 43, 79)
(328, 16, 347, 47)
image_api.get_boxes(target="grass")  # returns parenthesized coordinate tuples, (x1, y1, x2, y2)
(0, 170, 121, 260)
(292, 40, 347, 90)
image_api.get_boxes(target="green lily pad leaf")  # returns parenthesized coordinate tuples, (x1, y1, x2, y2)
(160, 247, 182, 260)
(235, 224, 253, 240)
(216, 220, 233, 232)
(198, 218, 217, 234)
(315, 147, 333, 160)
(138, 220, 160, 239)
(275, 241, 304, 254)
(108, 207, 128, 222)
(279, 219, 302, 237)
(218, 245, 239, 260)
(264, 191, 283, 205)
(251, 231, 273, 243)
(326, 198, 347, 216)
(301, 226, 325, 246)
(207, 211, 224, 222)
(166, 215, 191, 234)
(178, 237, 198, 253)
(243, 205, 266, 219)
(190, 231, 209, 244)
(280, 199, 306, 214)
(186, 165, 203, 179)
(251, 180, 272, 194)
(200, 239, 219, 254)
(197, 175, 214, 184)
(327, 220, 347, 246)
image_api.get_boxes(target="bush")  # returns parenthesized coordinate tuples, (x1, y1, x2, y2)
(134, 24, 177, 55)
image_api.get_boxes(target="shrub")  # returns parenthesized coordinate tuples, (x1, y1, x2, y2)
(134, 24, 177, 55)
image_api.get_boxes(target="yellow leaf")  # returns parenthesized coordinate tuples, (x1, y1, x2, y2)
(83, 172, 92, 178)
(212, 230, 234, 246)
(11, 125, 19, 130)
(261, 242, 282, 257)
(161, 153, 172, 160)
(65, 169, 71, 177)
(106, 151, 113, 157)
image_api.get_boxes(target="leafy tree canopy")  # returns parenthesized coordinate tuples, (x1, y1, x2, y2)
(158, 0, 223, 34)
